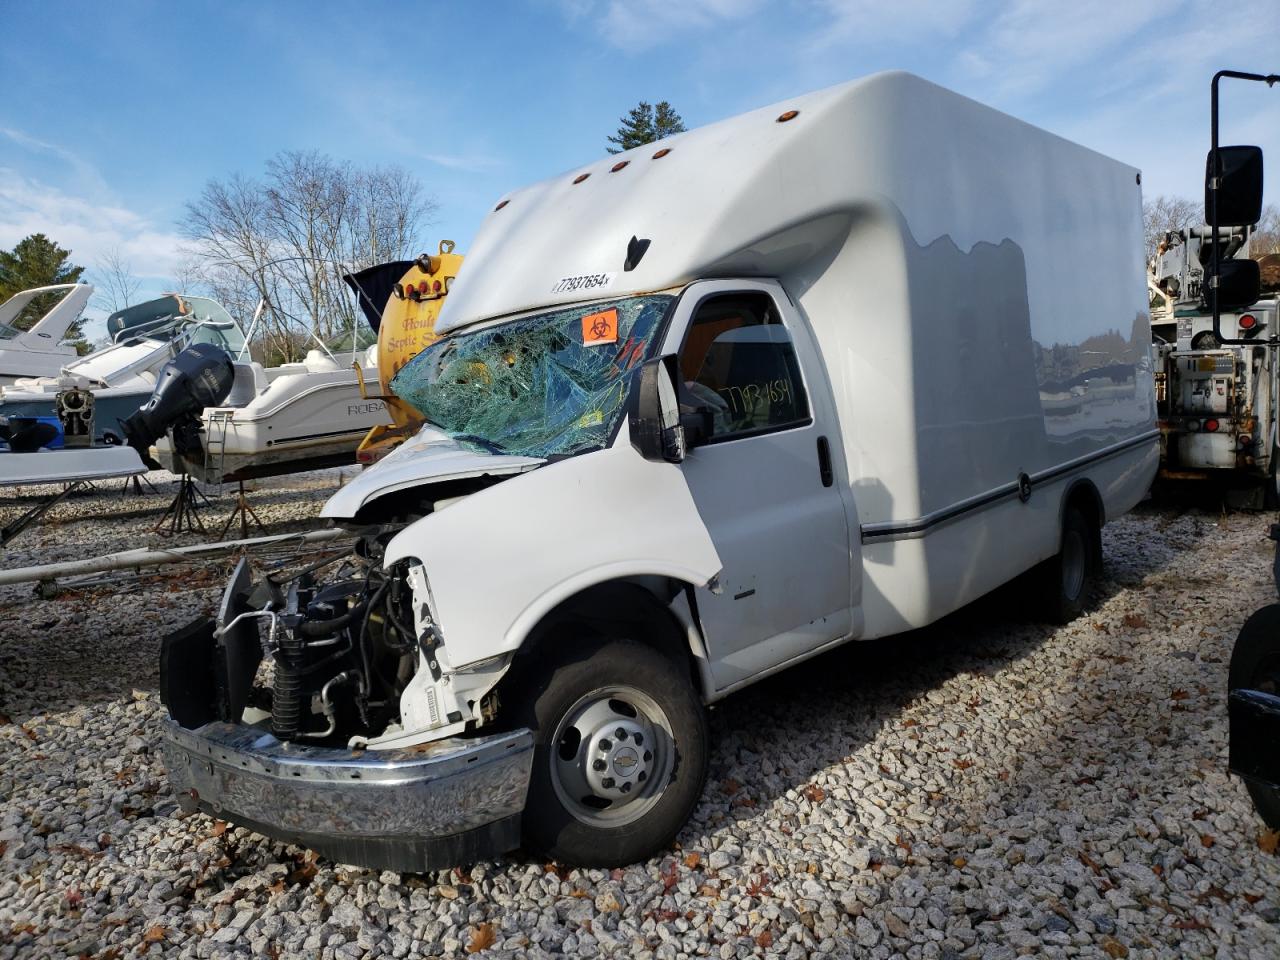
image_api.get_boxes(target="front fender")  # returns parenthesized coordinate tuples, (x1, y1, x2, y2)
(384, 426, 722, 667)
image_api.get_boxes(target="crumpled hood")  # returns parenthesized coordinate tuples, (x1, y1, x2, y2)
(322, 426, 544, 519)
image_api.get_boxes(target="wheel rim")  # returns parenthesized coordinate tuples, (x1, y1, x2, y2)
(549, 685, 676, 827)
(1062, 528, 1086, 600)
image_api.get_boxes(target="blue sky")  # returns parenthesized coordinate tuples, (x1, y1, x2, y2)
(2, 0, 1277, 320)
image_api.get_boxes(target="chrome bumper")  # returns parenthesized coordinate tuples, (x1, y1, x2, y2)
(160, 719, 534, 871)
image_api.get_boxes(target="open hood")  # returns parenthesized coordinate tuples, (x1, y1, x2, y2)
(322, 425, 543, 519)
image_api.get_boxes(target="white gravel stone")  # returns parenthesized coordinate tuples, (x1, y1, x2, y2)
(2, 488, 1280, 957)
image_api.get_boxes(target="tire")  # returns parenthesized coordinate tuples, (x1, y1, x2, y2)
(1036, 504, 1096, 624)
(508, 637, 708, 867)
(1228, 604, 1280, 829)
(1264, 445, 1280, 511)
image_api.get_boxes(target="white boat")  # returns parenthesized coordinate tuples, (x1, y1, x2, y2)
(155, 333, 391, 482)
(0, 284, 94, 385)
(0, 294, 246, 444)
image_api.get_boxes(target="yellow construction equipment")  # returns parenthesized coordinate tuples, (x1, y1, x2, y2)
(355, 241, 464, 464)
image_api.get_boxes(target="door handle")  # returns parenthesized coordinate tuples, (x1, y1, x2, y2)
(816, 435, 834, 487)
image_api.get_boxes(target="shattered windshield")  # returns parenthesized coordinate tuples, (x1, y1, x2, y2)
(391, 294, 673, 458)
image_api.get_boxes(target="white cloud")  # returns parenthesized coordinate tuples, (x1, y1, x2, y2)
(558, 0, 764, 49)
(812, 0, 977, 45)
(0, 168, 186, 281)
(421, 152, 504, 173)
(0, 127, 113, 200)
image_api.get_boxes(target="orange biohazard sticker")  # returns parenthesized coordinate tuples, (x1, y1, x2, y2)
(581, 308, 619, 346)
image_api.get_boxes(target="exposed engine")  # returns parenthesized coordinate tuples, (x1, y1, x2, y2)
(122, 342, 235, 468)
(162, 528, 479, 748)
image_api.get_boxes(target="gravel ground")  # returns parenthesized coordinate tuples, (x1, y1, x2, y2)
(1, 478, 1279, 959)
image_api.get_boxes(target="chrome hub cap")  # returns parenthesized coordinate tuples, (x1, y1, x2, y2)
(550, 686, 674, 826)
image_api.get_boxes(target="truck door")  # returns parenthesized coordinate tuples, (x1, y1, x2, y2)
(664, 279, 856, 690)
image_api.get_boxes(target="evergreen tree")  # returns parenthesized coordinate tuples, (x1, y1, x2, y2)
(607, 100, 686, 154)
(0, 233, 86, 332)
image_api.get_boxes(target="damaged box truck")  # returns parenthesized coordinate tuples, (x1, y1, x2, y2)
(158, 71, 1158, 870)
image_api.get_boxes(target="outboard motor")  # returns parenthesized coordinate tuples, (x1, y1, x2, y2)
(123, 343, 235, 468)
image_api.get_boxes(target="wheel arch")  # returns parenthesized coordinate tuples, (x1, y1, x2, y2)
(499, 573, 713, 703)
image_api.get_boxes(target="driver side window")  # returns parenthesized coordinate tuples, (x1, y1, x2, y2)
(678, 292, 811, 441)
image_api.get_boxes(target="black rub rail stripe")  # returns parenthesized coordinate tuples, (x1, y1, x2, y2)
(268, 428, 369, 446)
(860, 430, 1159, 544)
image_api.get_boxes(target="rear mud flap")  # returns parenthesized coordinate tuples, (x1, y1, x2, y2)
(1229, 687, 1280, 791)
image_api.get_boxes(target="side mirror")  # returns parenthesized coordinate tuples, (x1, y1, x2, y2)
(631, 355, 685, 463)
(1206, 145, 1264, 227)
(1208, 257, 1262, 312)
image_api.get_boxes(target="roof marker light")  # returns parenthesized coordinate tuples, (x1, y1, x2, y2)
(573, 173, 590, 184)
(652, 148, 671, 159)
(611, 160, 629, 172)
(494, 199, 509, 211)
(777, 110, 800, 122)
(1205, 419, 1220, 432)
(1241, 313, 1258, 330)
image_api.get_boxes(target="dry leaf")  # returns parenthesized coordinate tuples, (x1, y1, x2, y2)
(755, 929, 773, 949)
(952, 759, 974, 771)
(1171, 690, 1190, 701)
(1172, 918, 1211, 930)
(210, 821, 229, 837)
(1200, 834, 1215, 849)
(721, 778, 740, 796)
(952, 857, 967, 868)
(568, 888, 591, 899)
(53, 843, 102, 859)
(1122, 613, 1148, 629)
(1101, 935, 1128, 958)
(64, 888, 83, 908)
(683, 852, 701, 869)
(1079, 852, 1103, 875)
(1259, 830, 1280, 855)
(466, 922, 496, 953)
(143, 925, 167, 943)
(802, 784, 826, 804)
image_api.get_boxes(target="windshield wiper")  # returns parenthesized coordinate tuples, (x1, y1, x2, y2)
(451, 433, 506, 454)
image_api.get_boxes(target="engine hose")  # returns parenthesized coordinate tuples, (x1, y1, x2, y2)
(297, 595, 371, 638)
(271, 631, 307, 740)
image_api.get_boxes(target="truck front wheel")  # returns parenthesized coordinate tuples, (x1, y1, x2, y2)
(1228, 604, 1280, 829)
(511, 637, 708, 867)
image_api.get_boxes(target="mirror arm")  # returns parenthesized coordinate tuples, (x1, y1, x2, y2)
(1209, 70, 1277, 347)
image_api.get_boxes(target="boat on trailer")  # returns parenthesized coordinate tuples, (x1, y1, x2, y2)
(0, 294, 246, 444)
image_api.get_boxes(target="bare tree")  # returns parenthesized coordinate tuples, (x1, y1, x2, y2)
(92, 247, 142, 315)
(1143, 195, 1200, 262)
(182, 152, 438, 364)
(1253, 203, 1280, 256)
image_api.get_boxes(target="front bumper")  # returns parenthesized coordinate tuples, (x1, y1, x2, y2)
(160, 719, 534, 872)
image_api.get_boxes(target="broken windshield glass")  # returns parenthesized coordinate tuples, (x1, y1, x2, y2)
(391, 294, 673, 458)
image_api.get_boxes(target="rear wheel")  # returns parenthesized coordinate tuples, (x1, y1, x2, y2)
(1228, 604, 1280, 828)
(1037, 504, 1097, 624)
(511, 637, 709, 866)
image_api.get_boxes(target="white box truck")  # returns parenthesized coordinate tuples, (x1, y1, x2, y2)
(157, 71, 1158, 870)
